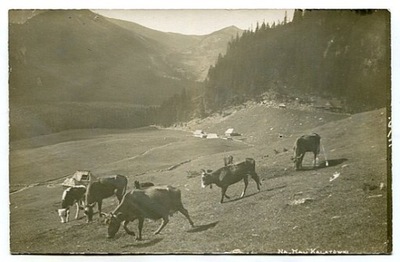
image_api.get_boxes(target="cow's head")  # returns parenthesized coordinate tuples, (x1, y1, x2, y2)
(200, 169, 213, 189)
(57, 208, 70, 223)
(84, 203, 95, 222)
(292, 150, 302, 170)
(293, 156, 302, 170)
(106, 212, 124, 238)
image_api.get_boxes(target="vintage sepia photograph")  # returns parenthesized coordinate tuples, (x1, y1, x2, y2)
(7, 6, 392, 256)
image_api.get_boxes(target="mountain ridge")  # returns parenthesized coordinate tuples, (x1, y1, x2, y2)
(9, 9, 242, 105)
(9, 9, 242, 139)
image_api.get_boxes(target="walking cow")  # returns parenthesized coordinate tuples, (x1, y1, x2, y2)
(201, 158, 261, 203)
(106, 185, 195, 239)
(84, 175, 128, 222)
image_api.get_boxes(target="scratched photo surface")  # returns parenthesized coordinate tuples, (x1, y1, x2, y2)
(8, 9, 391, 254)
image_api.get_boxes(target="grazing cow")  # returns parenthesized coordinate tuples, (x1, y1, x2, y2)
(106, 185, 194, 239)
(293, 133, 321, 170)
(223, 155, 234, 166)
(134, 180, 155, 189)
(57, 185, 86, 223)
(84, 175, 128, 222)
(201, 158, 261, 203)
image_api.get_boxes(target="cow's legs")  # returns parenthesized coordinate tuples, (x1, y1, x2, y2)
(250, 172, 261, 191)
(74, 202, 80, 220)
(298, 154, 305, 170)
(116, 189, 125, 203)
(154, 216, 169, 235)
(137, 217, 144, 240)
(98, 201, 105, 217)
(116, 194, 123, 203)
(123, 220, 136, 236)
(179, 207, 195, 227)
(224, 191, 231, 199)
(220, 187, 228, 203)
(313, 152, 319, 168)
(240, 176, 249, 198)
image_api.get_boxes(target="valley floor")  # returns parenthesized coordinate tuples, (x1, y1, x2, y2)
(9, 108, 390, 254)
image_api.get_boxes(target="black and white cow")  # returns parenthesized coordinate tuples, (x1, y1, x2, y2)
(57, 185, 86, 223)
(84, 175, 128, 222)
(293, 133, 321, 170)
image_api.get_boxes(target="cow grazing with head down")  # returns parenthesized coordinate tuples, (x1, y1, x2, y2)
(105, 185, 194, 240)
(84, 175, 128, 222)
(293, 133, 321, 170)
(201, 158, 261, 203)
(57, 185, 86, 223)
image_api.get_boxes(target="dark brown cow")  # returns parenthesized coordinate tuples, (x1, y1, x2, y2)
(293, 133, 321, 170)
(84, 175, 128, 222)
(201, 158, 261, 203)
(106, 185, 194, 239)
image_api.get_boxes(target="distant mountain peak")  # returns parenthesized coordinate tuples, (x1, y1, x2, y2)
(225, 25, 241, 30)
(211, 25, 243, 35)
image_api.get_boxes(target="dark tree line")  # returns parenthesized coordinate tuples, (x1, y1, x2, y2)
(154, 86, 207, 127)
(203, 10, 390, 113)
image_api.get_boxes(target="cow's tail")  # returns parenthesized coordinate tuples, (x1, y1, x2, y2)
(122, 177, 128, 197)
(320, 139, 329, 166)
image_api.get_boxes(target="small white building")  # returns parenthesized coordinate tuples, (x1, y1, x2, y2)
(225, 128, 241, 137)
(193, 130, 207, 138)
(206, 133, 219, 139)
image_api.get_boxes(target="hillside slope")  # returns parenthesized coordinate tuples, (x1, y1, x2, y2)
(204, 10, 390, 112)
(102, 17, 203, 53)
(182, 101, 349, 145)
(166, 26, 243, 81)
(9, 108, 389, 253)
(105, 17, 243, 81)
(9, 10, 189, 106)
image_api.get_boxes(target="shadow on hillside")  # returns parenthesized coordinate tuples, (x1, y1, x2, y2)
(121, 237, 164, 248)
(265, 184, 287, 192)
(298, 158, 348, 171)
(223, 191, 260, 203)
(187, 221, 219, 233)
(317, 158, 348, 169)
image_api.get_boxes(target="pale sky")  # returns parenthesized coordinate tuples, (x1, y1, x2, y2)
(93, 9, 294, 35)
